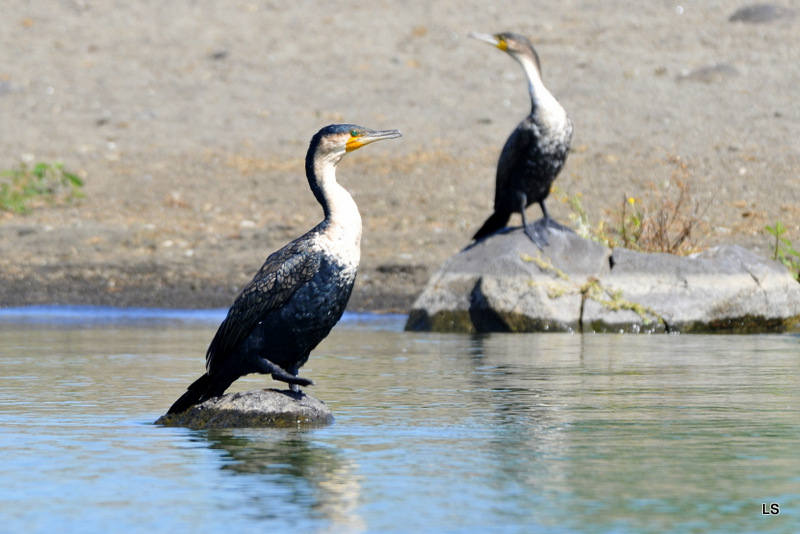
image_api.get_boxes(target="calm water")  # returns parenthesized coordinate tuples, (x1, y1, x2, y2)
(0, 306, 798, 534)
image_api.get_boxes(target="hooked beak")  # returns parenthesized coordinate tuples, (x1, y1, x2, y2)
(346, 129, 403, 152)
(469, 31, 506, 51)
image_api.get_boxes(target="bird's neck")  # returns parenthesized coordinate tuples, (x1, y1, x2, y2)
(516, 54, 569, 132)
(309, 154, 362, 260)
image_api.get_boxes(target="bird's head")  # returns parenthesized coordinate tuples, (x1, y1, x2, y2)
(469, 31, 541, 71)
(305, 124, 402, 197)
(310, 124, 403, 161)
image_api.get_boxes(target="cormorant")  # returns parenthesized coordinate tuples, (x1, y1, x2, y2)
(469, 31, 573, 248)
(167, 124, 402, 414)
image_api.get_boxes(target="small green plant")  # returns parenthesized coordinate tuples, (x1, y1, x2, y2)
(617, 194, 645, 250)
(565, 191, 592, 239)
(0, 161, 84, 214)
(765, 221, 800, 280)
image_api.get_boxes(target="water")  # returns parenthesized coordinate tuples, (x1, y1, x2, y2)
(0, 307, 798, 533)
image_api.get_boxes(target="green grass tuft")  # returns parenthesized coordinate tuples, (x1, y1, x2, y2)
(765, 221, 800, 281)
(0, 161, 84, 214)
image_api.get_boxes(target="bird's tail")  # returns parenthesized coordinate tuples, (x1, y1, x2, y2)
(167, 373, 233, 414)
(472, 210, 510, 241)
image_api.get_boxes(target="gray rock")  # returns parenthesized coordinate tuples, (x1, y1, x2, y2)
(154, 388, 333, 429)
(406, 228, 609, 333)
(729, 4, 795, 23)
(405, 228, 800, 334)
(676, 63, 739, 84)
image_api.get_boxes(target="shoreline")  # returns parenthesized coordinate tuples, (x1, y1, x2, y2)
(0, 262, 423, 313)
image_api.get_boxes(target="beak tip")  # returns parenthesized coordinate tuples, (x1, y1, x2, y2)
(468, 32, 500, 48)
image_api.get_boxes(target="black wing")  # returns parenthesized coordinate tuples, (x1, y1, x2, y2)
(494, 118, 536, 209)
(205, 235, 321, 373)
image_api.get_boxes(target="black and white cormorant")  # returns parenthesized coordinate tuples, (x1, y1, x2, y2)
(469, 31, 573, 248)
(167, 124, 402, 414)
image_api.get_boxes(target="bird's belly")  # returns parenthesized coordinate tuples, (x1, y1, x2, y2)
(499, 147, 568, 211)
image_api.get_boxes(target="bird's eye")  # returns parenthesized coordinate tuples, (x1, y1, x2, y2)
(350, 130, 359, 137)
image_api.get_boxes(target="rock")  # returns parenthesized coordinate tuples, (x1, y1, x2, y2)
(405, 228, 800, 334)
(729, 4, 795, 23)
(154, 388, 334, 429)
(405, 228, 609, 333)
(676, 63, 739, 84)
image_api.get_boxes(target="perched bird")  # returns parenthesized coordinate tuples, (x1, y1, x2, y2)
(168, 124, 402, 414)
(470, 31, 573, 248)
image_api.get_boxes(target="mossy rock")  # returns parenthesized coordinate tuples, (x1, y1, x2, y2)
(155, 388, 333, 429)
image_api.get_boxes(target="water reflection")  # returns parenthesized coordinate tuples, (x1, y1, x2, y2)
(197, 429, 364, 533)
(453, 333, 800, 532)
(461, 334, 577, 526)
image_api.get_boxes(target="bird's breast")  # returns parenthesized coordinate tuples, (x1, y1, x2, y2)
(317, 221, 362, 271)
(281, 253, 357, 333)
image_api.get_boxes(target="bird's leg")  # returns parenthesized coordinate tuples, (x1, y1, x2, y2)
(255, 357, 315, 389)
(538, 200, 574, 233)
(520, 192, 549, 249)
(288, 365, 302, 393)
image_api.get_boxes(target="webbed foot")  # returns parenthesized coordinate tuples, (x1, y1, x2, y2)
(542, 216, 574, 233)
(256, 357, 315, 389)
(278, 373, 314, 387)
(523, 217, 573, 249)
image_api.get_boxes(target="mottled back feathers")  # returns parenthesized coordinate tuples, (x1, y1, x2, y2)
(205, 231, 321, 374)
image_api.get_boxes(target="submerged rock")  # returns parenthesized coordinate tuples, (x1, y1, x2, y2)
(154, 388, 333, 429)
(405, 228, 800, 334)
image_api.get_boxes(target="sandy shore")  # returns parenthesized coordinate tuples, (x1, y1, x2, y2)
(1, 1, 797, 312)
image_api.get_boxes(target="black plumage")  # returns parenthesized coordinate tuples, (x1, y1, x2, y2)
(168, 124, 402, 414)
(470, 32, 573, 248)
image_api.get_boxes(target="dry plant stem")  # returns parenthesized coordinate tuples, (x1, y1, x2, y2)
(610, 158, 709, 255)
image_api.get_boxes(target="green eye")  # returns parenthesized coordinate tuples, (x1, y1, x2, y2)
(350, 130, 359, 137)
